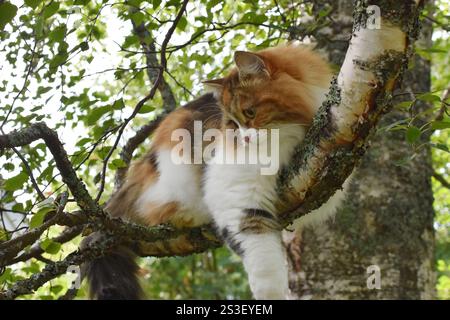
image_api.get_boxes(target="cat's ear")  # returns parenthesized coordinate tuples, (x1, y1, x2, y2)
(234, 51, 269, 81)
(202, 78, 224, 98)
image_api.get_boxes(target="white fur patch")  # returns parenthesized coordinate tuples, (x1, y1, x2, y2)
(203, 124, 306, 300)
(136, 149, 210, 225)
(240, 233, 289, 299)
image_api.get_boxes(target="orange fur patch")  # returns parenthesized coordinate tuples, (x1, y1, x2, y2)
(109, 44, 332, 229)
(106, 157, 158, 220)
(141, 201, 179, 226)
(219, 45, 332, 129)
(152, 108, 192, 150)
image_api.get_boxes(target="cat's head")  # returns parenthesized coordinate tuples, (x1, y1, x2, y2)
(203, 45, 331, 143)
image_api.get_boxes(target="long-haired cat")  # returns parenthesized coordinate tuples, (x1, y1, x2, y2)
(83, 44, 347, 300)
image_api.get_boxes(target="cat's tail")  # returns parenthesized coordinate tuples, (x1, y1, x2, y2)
(81, 232, 144, 300)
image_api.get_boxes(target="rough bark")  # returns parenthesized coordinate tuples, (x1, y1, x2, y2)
(0, 0, 427, 299)
(275, 0, 423, 225)
(286, 0, 436, 299)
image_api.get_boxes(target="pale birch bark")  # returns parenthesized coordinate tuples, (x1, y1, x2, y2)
(275, 1, 424, 225)
(286, 0, 436, 299)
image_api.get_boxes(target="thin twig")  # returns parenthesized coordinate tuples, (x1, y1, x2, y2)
(95, 0, 189, 201)
(0, 192, 68, 267)
(10, 225, 84, 265)
(435, 86, 450, 121)
(1, 141, 45, 201)
(0, 235, 121, 300)
(0, 123, 102, 216)
(0, 26, 38, 131)
(433, 171, 450, 189)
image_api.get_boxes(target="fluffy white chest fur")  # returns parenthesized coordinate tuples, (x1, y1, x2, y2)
(88, 45, 350, 301)
(135, 87, 349, 299)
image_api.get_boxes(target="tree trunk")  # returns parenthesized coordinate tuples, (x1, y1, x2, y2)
(286, 0, 436, 299)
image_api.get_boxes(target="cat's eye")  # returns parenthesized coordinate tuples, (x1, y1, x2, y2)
(243, 107, 256, 119)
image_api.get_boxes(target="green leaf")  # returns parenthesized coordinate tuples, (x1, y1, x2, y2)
(137, 104, 155, 114)
(417, 93, 441, 103)
(97, 146, 112, 160)
(12, 202, 24, 212)
(131, 11, 145, 26)
(40, 239, 61, 254)
(431, 121, 450, 130)
(48, 25, 67, 43)
(242, 12, 267, 24)
(393, 156, 410, 167)
(93, 172, 101, 184)
(152, 0, 162, 9)
(166, 0, 180, 7)
(418, 47, 447, 54)
(112, 98, 125, 110)
(207, 0, 222, 10)
(110, 158, 127, 169)
(49, 53, 68, 69)
(40, 165, 54, 181)
(0, 268, 12, 283)
(29, 212, 45, 229)
(37, 86, 52, 95)
(86, 106, 110, 126)
(29, 206, 54, 229)
(22, 261, 40, 274)
(42, 2, 60, 19)
(79, 41, 89, 51)
(75, 137, 91, 147)
(0, 229, 8, 241)
(24, 0, 42, 9)
(4, 162, 14, 171)
(74, 0, 90, 5)
(318, 7, 332, 18)
(122, 35, 139, 49)
(395, 101, 413, 109)
(177, 17, 187, 31)
(50, 285, 63, 294)
(3, 172, 29, 191)
(177, 16, 188, 31)
(128, 0, 144, 6)
(114, 69, 125, 80)
(406, 126, 421, 144)
(0, 2, 18, 29)
(431, 143, 450, 153)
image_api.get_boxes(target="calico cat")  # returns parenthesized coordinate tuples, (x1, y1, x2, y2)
(83, 44, 347, 300)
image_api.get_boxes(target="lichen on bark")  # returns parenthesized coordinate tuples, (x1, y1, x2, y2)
(286, 0, 435, 300)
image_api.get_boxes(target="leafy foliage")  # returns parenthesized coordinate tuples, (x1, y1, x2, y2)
(0, 0, 448, 299)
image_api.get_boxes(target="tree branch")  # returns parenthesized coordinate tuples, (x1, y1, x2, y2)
(0, 0, 426, 299)
(433, 171, 450, 189)
(3, 143, 45, 200)
(114, 7, 182, 187)
(131, 20, 177, 112)
(0, 123, 102, 216)
(0, 235, 120, 300)
(275, 1, 424, 224)
(95, 0, 189, 200)
(435, 85, 450, 121)
(0, 192, 68, 267)
(10, 225, 84, 265)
